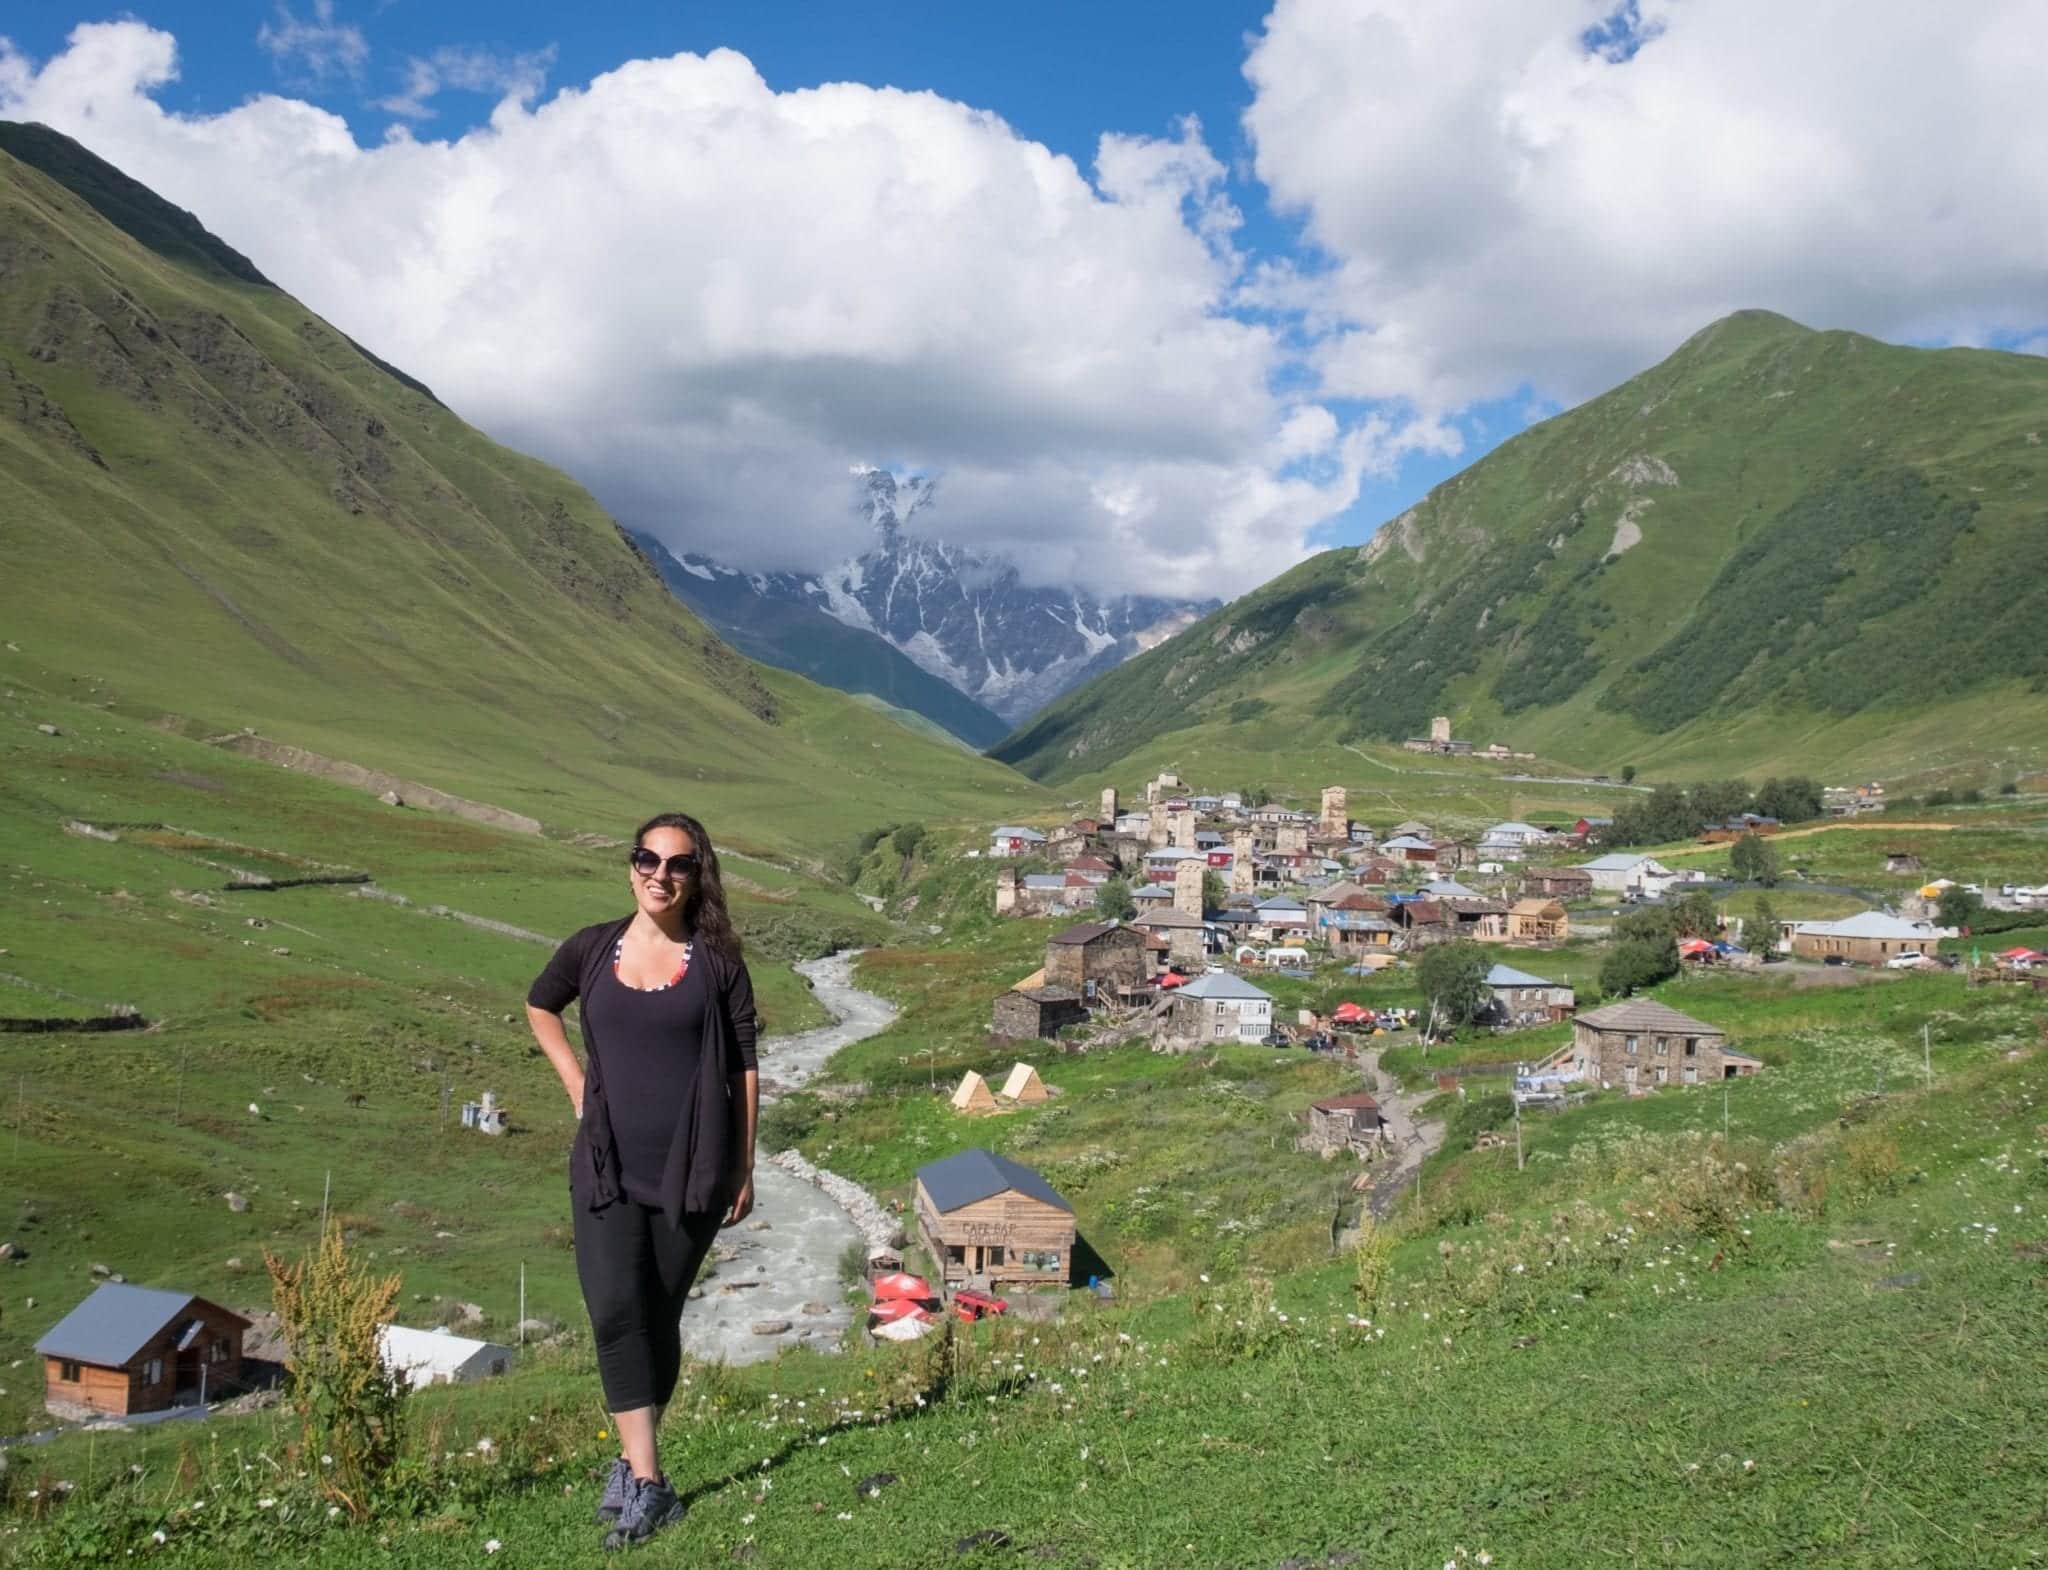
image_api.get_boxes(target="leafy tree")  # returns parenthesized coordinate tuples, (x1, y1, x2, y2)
(1097, 876, 1136, 921)
(1202, 869, 1227, 912)
(1925, 787, 1956, 808)
(1937, 884, 1983, 931)
(1999, 780, 2020, 795)
(1600, 936, 1679, 997)
(1747, 894, 1777, 953)
(1729, 832, 1779, 887)
(1667, 889, 1723, 939)
(1418, 940, 1492, 1030)
(1620, 764, 1638, 784)
(1238, 783, 1272, 808)
(890, 822, 927, 858)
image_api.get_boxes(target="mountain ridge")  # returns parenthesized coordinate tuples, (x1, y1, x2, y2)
(992, 309, 2048, 787)
(658, 469, 1217, 726)
(0, 122, 1046, 855)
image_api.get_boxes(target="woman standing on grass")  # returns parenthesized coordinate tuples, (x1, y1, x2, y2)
(525, 811, 759, 1551)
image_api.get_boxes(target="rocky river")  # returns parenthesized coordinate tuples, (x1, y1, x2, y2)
(678, 951, 897, 1364)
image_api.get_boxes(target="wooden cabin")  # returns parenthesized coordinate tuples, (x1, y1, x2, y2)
(914, 1148, 1075, 1288)
(35, 1282, 249, 1418)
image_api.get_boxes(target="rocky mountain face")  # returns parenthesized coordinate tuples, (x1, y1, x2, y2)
(669, 472, 1214, 727)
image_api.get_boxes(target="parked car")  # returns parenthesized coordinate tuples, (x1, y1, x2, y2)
(1260, 1031, 1292, 1047)
(1822, 955, 1853, 967)
(1885, 951, 1929, 969)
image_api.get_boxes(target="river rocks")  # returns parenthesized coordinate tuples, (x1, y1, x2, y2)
(379, 790, 405, 807)
(89, 1262, 111, 1278)
(749, 1320, 792, 1336)
(745, 1220, 772, 1232)
(36, 723, 59, 736)
(770, 1149, 902, 1250)
(0, 1242, 22, 1261)
(801, 1301, 833, 1317)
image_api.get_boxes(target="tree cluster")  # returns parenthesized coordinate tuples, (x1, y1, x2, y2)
(1418, 940, 1492, 1032)
(1605, 776, 1822, 846)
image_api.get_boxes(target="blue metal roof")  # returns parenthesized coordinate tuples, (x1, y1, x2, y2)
(34, 1283, 202, 1367)
(917, 1148, 1072, 1216)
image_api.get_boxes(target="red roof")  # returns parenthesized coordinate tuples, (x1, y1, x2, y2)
(1313, 1092, 1381, 1113)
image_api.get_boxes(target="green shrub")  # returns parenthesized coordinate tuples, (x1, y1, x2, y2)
(264, 1222, 407, 1517)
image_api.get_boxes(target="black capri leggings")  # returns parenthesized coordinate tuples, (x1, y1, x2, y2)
(572, 1198, 724, 1412)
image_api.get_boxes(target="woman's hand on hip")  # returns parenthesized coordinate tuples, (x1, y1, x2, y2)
(722, 1166, 755, 1226)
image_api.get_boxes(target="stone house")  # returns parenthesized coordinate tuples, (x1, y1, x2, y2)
(37, 1283, 249, 1418)
(1134, 905, 1211, 970)
(915, 1148, 1075, 1288)
(1167, 970, 1275, 1043)
(1044, 921, 1147, 1002)
(1787, 912, 1942, 965)
(1304, 1092, 1387, 1155)
(1546, 999, 1759, 1092)
(1524, 865, 1594, 900)
(992, 985, 1087, 1039)
(1506, 898, 1569, 943)
(1479, 963, 1575, 1029)
(1578, 853, 1677, 896)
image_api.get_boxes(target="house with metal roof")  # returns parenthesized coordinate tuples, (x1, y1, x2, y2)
(989, 826, 1048, 857)
(35, 1282, 249, 1418)
(1787, 911, 1944, 966)
(1168, 969, 1275, 1043)
(913, 1148, 1075, 1289)
(1480, 963, 1576, 1029)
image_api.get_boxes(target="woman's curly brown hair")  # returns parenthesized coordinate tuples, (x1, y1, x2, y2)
(634, 811, 743, 963)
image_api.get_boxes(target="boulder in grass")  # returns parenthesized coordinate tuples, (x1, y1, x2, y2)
(749, 1320, 792, 1336)
(225, 1191, 249, 1213)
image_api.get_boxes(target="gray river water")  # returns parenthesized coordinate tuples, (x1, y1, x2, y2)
(678, 951, 897, 1364)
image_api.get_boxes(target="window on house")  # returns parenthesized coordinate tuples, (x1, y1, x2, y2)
(947, 1244, 966, 1263)
(143, 1357, 163, 1385)
(1214, 1024, 1227, 1038)
(1655, 1037, 1669, 1054)
(1625, 1036, 1638, 1054)
(985, 1246, 1005, 1267)
(1684, 1039, 1697, 1056)
(1654, 1067, 1667, 1084)
(1623, 1064, 1637, 1082)
(1683, 1065, 1698, 1083)
(211, 1339, 229, 1363)
(60, 1359, 81, 1382)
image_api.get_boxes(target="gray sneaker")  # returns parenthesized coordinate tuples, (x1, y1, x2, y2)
(604, 1473, 684, 1551)
(593, 1456, 632, 1525)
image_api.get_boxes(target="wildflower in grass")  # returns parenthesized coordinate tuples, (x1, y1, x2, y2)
(328, 1506, 342, 1519)
(258, 1497, 277, 1509)
(151, 1531, 167, 1546)
(484, 1538, 502, 1553)
(475, 1437, 495, 1454)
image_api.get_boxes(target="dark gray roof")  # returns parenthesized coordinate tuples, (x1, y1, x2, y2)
(33, 1282, 241, 1367)
(917, 1148, 1072, 1215)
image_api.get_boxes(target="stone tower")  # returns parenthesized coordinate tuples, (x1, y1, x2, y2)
(1147, 802, 1170, 849)
(1173, 855, 1206, 917)
(1100, 786, 1118, 823)
(1170, 808, 1197, 849)
(1230, 831, 1257, 894)
(1276, 822, 1309, 856)
(994, 866, 1018, 915)
(1429, 715, 1452, 744)
(1320, 786, 1348, 838)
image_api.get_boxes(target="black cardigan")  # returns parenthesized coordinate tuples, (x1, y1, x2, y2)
(528, 915, 757, 1231)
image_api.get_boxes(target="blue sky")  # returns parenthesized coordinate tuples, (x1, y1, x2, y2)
(4, 3, 2040, 593)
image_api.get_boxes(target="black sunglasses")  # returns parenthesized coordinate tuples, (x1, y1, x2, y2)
(629, 848, 701, 879)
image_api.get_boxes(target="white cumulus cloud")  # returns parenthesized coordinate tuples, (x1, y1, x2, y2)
(1242, 0, 2048, 413)
(0, 21, 1386, 597)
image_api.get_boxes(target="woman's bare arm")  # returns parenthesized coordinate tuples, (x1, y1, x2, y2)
(525, 1004, 585, 1116)
(725, 1067, 759, 1223)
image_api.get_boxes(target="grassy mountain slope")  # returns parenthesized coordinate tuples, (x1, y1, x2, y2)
(632, 529, 1011, 750)
(0, 125, 1048, 856)
(994, 311, 2048, 788)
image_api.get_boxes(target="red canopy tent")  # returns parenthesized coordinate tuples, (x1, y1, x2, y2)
(1998, 946, 2039, 961)
(867, 1297, 936, 1325)
(871, 1271, 936, 1303)
(1157, 971, 1189, 989)
(1332, 1001, 1369, 1024)
(1678, 938, 1716, 958)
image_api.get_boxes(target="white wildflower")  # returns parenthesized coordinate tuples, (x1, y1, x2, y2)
(151, 1531, 166, 1546)
(484, 1539, 502, 1554)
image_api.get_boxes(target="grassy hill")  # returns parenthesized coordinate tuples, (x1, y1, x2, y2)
(0, 123, 1048, 859)
(993, 310, 2048, 790)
